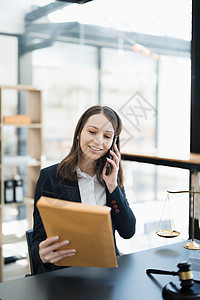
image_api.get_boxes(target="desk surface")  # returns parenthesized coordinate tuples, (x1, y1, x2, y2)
(0, 240, 199, 300)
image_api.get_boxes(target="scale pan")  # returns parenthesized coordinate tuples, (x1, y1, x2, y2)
(156, 229, 180, 238)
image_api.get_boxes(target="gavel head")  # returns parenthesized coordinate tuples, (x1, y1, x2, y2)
(177, 261, 194, 289)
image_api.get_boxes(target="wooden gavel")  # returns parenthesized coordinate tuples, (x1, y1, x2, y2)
(146, 261, 194, 289)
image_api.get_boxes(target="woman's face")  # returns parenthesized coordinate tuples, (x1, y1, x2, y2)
(80, 113, 114, 162)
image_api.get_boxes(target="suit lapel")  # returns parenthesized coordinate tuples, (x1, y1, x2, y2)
(61, 180, 81, 203)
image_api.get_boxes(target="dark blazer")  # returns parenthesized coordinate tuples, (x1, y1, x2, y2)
(31, 164, 136, 274)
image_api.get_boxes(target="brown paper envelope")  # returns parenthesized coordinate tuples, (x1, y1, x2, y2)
(37, 196, 118, 268)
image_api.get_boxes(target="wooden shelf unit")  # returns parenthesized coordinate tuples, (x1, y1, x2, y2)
(0, 85, 43, 281)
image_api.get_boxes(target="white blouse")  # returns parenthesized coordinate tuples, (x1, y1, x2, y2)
(77, 168, 106, 206)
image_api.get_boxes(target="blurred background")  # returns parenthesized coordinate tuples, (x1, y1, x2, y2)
(0, 0, 192, 280)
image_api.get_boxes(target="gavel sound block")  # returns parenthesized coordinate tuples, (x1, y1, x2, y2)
(146, 261, 200, 299)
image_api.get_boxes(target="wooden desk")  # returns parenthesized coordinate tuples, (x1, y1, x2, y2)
(121, 151, 200, 171)
(0, 241, 199, 300)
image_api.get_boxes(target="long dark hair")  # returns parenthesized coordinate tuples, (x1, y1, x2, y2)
(57, 105, 124, 189)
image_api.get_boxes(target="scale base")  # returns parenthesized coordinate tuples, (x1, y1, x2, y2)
(163, 280, 200, 299)
(184, 241, 200, 250)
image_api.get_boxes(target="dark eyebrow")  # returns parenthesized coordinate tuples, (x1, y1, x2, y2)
(87, 125, 98, 129)
(87, 125, 114, 134)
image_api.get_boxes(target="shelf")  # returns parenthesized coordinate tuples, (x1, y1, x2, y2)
(0, 163, 41, 168)
(0, 84, 42, 281)
(2, 234, 26, 245)
(0, 84, 41, 92)
(1, 123, 42, 128)
(2, 156, 41, 167)
(1, 198, 34, 207)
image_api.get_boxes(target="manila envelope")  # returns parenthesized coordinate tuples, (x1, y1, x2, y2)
(37, 196, 118, 268)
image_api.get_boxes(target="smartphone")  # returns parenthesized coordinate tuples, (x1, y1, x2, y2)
(105, 135, 118, 176)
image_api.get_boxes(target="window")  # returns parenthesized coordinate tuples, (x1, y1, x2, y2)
(33, 43, 98, 164)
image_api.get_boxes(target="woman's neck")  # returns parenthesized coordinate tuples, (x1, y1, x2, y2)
(79, 160, 96, 177)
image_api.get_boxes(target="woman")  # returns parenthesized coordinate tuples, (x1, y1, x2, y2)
(31, 105, 136, 274)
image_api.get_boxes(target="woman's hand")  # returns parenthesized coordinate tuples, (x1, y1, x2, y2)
(102, 145, 120, 193)
(39, 236, 76, 264)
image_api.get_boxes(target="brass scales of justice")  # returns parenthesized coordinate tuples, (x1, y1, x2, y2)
(156, 189, 200, 250)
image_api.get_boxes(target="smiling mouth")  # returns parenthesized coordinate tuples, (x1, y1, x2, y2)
(89, 145, 102, 151)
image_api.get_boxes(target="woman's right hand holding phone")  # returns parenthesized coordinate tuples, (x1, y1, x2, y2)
(39, 236, 76, 264)
(103, 144, 120, 194)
